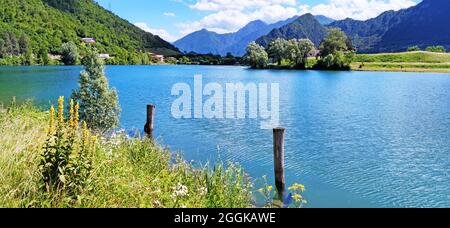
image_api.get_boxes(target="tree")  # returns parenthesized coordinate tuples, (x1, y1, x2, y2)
(61, 42, 79, 65)
(71, 48, 121, 134)
(319, 28, 349, 57)
(425, 46, 446, 53)
(316, 28, 353, 70)
(37, 48, 50, 65)
(294, 39, 315, 69)
(407, 45, 421, 52)
(245, 42, 268, 69)
(18, 35, 30, 55)
(0, 38, 4, 57)
(267, 38, 288, 65)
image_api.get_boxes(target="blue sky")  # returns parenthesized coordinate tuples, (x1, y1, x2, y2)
(95, 0, 420, 42)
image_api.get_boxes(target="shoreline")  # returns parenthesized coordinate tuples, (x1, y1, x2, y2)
(1, 64, 450, 74)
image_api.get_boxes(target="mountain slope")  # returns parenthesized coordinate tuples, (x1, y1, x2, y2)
(315, 15, 335, 25)
(330, 0, 450, 53)
(0, 0, 180, 60)
(256, 13, 328, 47)
(174, 16, 299, 56)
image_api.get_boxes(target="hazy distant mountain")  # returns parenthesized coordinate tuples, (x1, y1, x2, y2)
(330, 0, 450, 53)
(174, 16, 299, 56)
(256, 14, 328, 47)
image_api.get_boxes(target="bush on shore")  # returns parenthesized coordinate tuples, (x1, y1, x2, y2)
(0, 101, 253, 208)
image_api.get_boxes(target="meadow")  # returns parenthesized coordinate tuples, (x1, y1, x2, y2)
(352, 51, 450, 72)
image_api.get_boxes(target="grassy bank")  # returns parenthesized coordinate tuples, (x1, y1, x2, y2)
(352, 51, 450, 73)
(0, 102, 254, 208)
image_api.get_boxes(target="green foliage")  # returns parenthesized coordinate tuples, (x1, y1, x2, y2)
(245, 42, 268, 69)
(61, 42, 79, 65)
(71, 48, 120, 134)
(178, 53, 241, 65)
(407, 46, 421, 52)
(316, 28, 354, 70)
(0, 103, 255, 208)
(292, 39, 315, 69)
(0, 0, 179, 66)
(319, 28, 349, 57)
(267, 38, 288, 65)
(425, 46, 446, 53)
(40, 97, 96, 202)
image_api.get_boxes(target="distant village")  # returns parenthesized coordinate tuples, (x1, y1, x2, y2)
(49, 37, 169, 64)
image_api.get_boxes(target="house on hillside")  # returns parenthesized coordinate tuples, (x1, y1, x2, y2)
(81, 38, 96, 44)
(155, 55, 164, 63)
(98, 53, 111, 59)
(48, 54, 62, 60)
(149, 52, 165, 63)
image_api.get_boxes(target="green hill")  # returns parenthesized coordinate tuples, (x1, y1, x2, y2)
(0, 0, 180, 65)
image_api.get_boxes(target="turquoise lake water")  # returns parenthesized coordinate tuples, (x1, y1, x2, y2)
(1, 65, 450, 208)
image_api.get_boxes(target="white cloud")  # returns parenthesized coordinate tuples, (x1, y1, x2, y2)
(179, 0, 299, 36)
(299, 0, 417, 20)
(178, 0, 418, 37)
(134, 23, 178, 42)
(164, 12, 176, 17)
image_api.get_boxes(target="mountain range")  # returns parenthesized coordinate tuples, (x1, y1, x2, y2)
(330, 0, 450, 53)
(174, 0, 450, 55)
(173, 15, 334, 56)
(0, 0, 180, 59)
(256, 14, 328, 48)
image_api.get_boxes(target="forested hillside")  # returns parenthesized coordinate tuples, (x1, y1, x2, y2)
(0, 0, 180, 65)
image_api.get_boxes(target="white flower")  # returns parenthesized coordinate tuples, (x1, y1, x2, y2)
(199, 187, 208, 196)
(171, 183, 189, 200)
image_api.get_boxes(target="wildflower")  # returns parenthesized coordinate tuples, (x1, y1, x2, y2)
(258, 188, 264, 194)
(266, 185, 273, 192)
(69, 99, 75, 128)
(292, 193, 303, 202)
(153, 200, 162, 208)
(57, 96, 64, 123)
(171, 183, 189, 200)
(198, 187, 208, 196)
(48, 106, 55, 134)
(288, 183, 305, 192)
(74, 102, 80, 128)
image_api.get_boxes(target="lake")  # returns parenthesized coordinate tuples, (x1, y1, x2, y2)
(1, 65, 450, 208)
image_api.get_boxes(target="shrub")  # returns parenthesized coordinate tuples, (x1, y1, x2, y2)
(407, 46, 421, 52)
(60, 42, 79, 65)
(425, 46, 446, 53)
(71, 48, 120, 134)
(40, 97, 97, 202)
(245, 42, 268, 69)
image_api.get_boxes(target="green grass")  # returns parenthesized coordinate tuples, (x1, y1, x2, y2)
(352, 51, 450, 73)
(0, 103, 253, 208)
(353, 51, 450, 63)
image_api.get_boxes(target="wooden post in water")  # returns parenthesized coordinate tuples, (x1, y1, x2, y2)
(273, 127, 286, 197)
(144, 104, 155, 137)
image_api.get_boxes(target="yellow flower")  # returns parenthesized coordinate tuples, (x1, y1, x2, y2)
(57, 96, 64, 123)
(69, 99, 75, 128)
(48, 106, 55, 134)
(266, 185, 273, 192)
(292, 193, 303, 202)
(289, 183, 306, 192)
(258, 188, 264, 193)
(74, 102, 80, 128)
